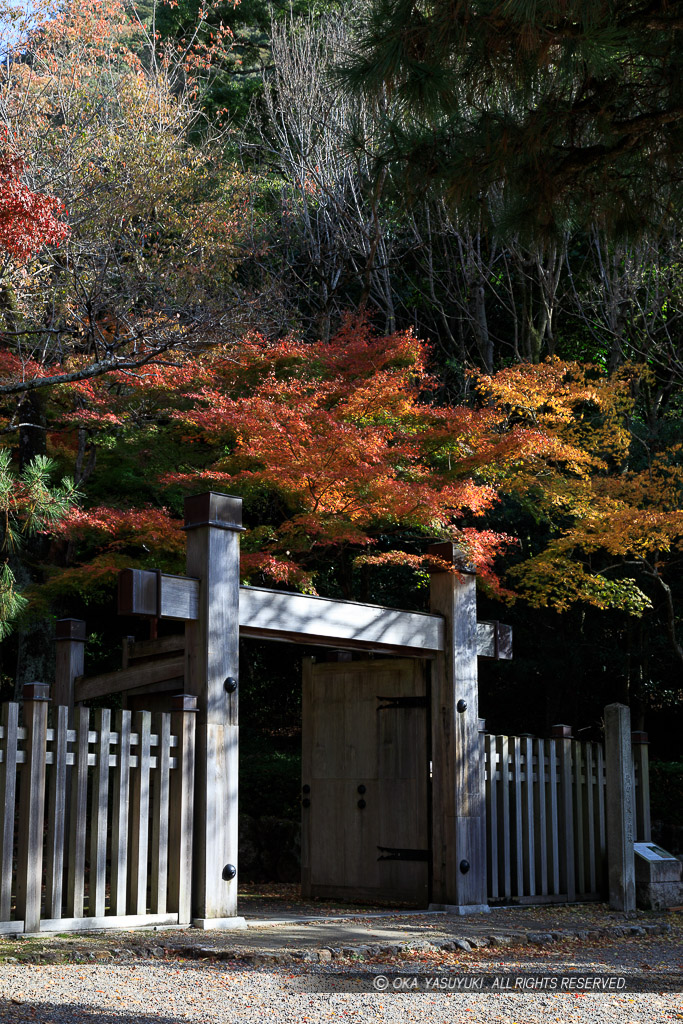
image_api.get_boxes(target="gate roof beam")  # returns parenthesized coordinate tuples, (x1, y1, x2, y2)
(118, 569, 512, 660)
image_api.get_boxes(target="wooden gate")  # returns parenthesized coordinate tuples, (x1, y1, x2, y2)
(301, 658, 430, 905)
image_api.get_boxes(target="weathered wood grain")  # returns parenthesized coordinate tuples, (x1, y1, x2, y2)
(16, 686, 49, 932)
(557, 735, 576, 902)
(89, 709, 111, 918)
(45, 705, 69, 918)
(116, 569, 512, 659)
(168, 696, 196, 926)
(151, 713, 171, 914)
(74, 657, 185, 702)
(128, 711, 152, 916)
(0, 703, 19, 922)
(184, 492, 241, 922)
(66, 706, 89, 918)
(111, 710, 131, 916)
(429, 543, 487, 910)
(521, 736, 535, 897)
(54, 620, 86, 708)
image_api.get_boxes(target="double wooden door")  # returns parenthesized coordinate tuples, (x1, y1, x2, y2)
(301, 657, 430, 905)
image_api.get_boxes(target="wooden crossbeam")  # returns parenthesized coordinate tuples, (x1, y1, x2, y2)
(117, 568, 512, 660)
(238, 585, 444, 657)
(74, 657, 184, 703)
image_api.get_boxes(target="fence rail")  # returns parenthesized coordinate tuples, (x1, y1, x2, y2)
(0, 687, 196, 934)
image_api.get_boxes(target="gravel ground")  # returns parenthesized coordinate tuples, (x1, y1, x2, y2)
(0, 923, 680, 1023)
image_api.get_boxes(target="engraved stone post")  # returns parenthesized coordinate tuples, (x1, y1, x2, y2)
(605, 703, 636, 912)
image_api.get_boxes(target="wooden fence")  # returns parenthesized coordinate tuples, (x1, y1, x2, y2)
(0, 684, 196, 934)
(483, 728, 651, 905)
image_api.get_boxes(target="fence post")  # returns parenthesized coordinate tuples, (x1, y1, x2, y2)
(54, 619, 86, 707)
(552, 724, 575, 901)
(184, 492, 244, 927)
(428, 542, 488, 913)
(604, 703, 636, 912)
(0, 702, 19, 923)
(16, 683, 50, 933)
(168, 695, 197, 926)
(631, 731, 651, 843)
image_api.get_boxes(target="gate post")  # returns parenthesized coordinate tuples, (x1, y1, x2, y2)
(428, 543, 488, 913)
(604, 703, 636, 913)
(54, 619, 86, 708)
(184, 492, 245, 928)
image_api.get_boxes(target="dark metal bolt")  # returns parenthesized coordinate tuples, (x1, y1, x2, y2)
(222, 863, 237, 881)
(302, 784, 311, 794)
(302, 798, 311, 808)
(357, 784, 366, 794)
(459, 859, 470, 874)
(357, 799, 366, 809)
(224, 677, 238, 693)
(456, 699, 467, 713)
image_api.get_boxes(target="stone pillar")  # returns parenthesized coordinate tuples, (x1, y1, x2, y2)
(605, 703, 636, 913)
(183, 492, 246, 929)
(428, 542, 488, 914)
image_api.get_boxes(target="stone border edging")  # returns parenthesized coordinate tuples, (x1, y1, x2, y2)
(174, 921, 673, 966)
(0, 921, 673, 966)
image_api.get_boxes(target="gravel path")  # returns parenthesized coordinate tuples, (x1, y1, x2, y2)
(0, 927, 680, 1023)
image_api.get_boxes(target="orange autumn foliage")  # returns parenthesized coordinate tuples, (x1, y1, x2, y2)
(31, 331, 682, 624)
(48, 323, 520, 596)
(475, 360, 683, 617)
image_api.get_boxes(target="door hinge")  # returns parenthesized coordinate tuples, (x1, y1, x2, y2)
(377, 846, 430, 862)
(376, 695, 428, 710)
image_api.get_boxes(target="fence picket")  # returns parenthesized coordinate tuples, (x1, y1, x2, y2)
(584, 743, 597, 893)
(557, 735, 575, 901)
(168, 696, 197, 926)
(595, 742, 607, 892)
(151, 713, 171, 914)
(547, 739, 560, 895)
(89, 709, 111, 917)
(0, 703, 19, 922)
(521, 737, 535, 898)
(573, 741, 586, 894)
(111, 710, 132, 916)
(485, 735, 498, 900)
(45, 706, 69, 918)
(534, 738, 548, 896)
(128, 711, 152, 915)
(66, 706, 89, 918)
(495, 736, 511, 899)
(511, 737, 523, 897)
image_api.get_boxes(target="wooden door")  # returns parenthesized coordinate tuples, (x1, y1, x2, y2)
(301, 657, 430, 905)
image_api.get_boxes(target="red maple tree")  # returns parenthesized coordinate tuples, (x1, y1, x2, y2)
(0, 130, 67, 260)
